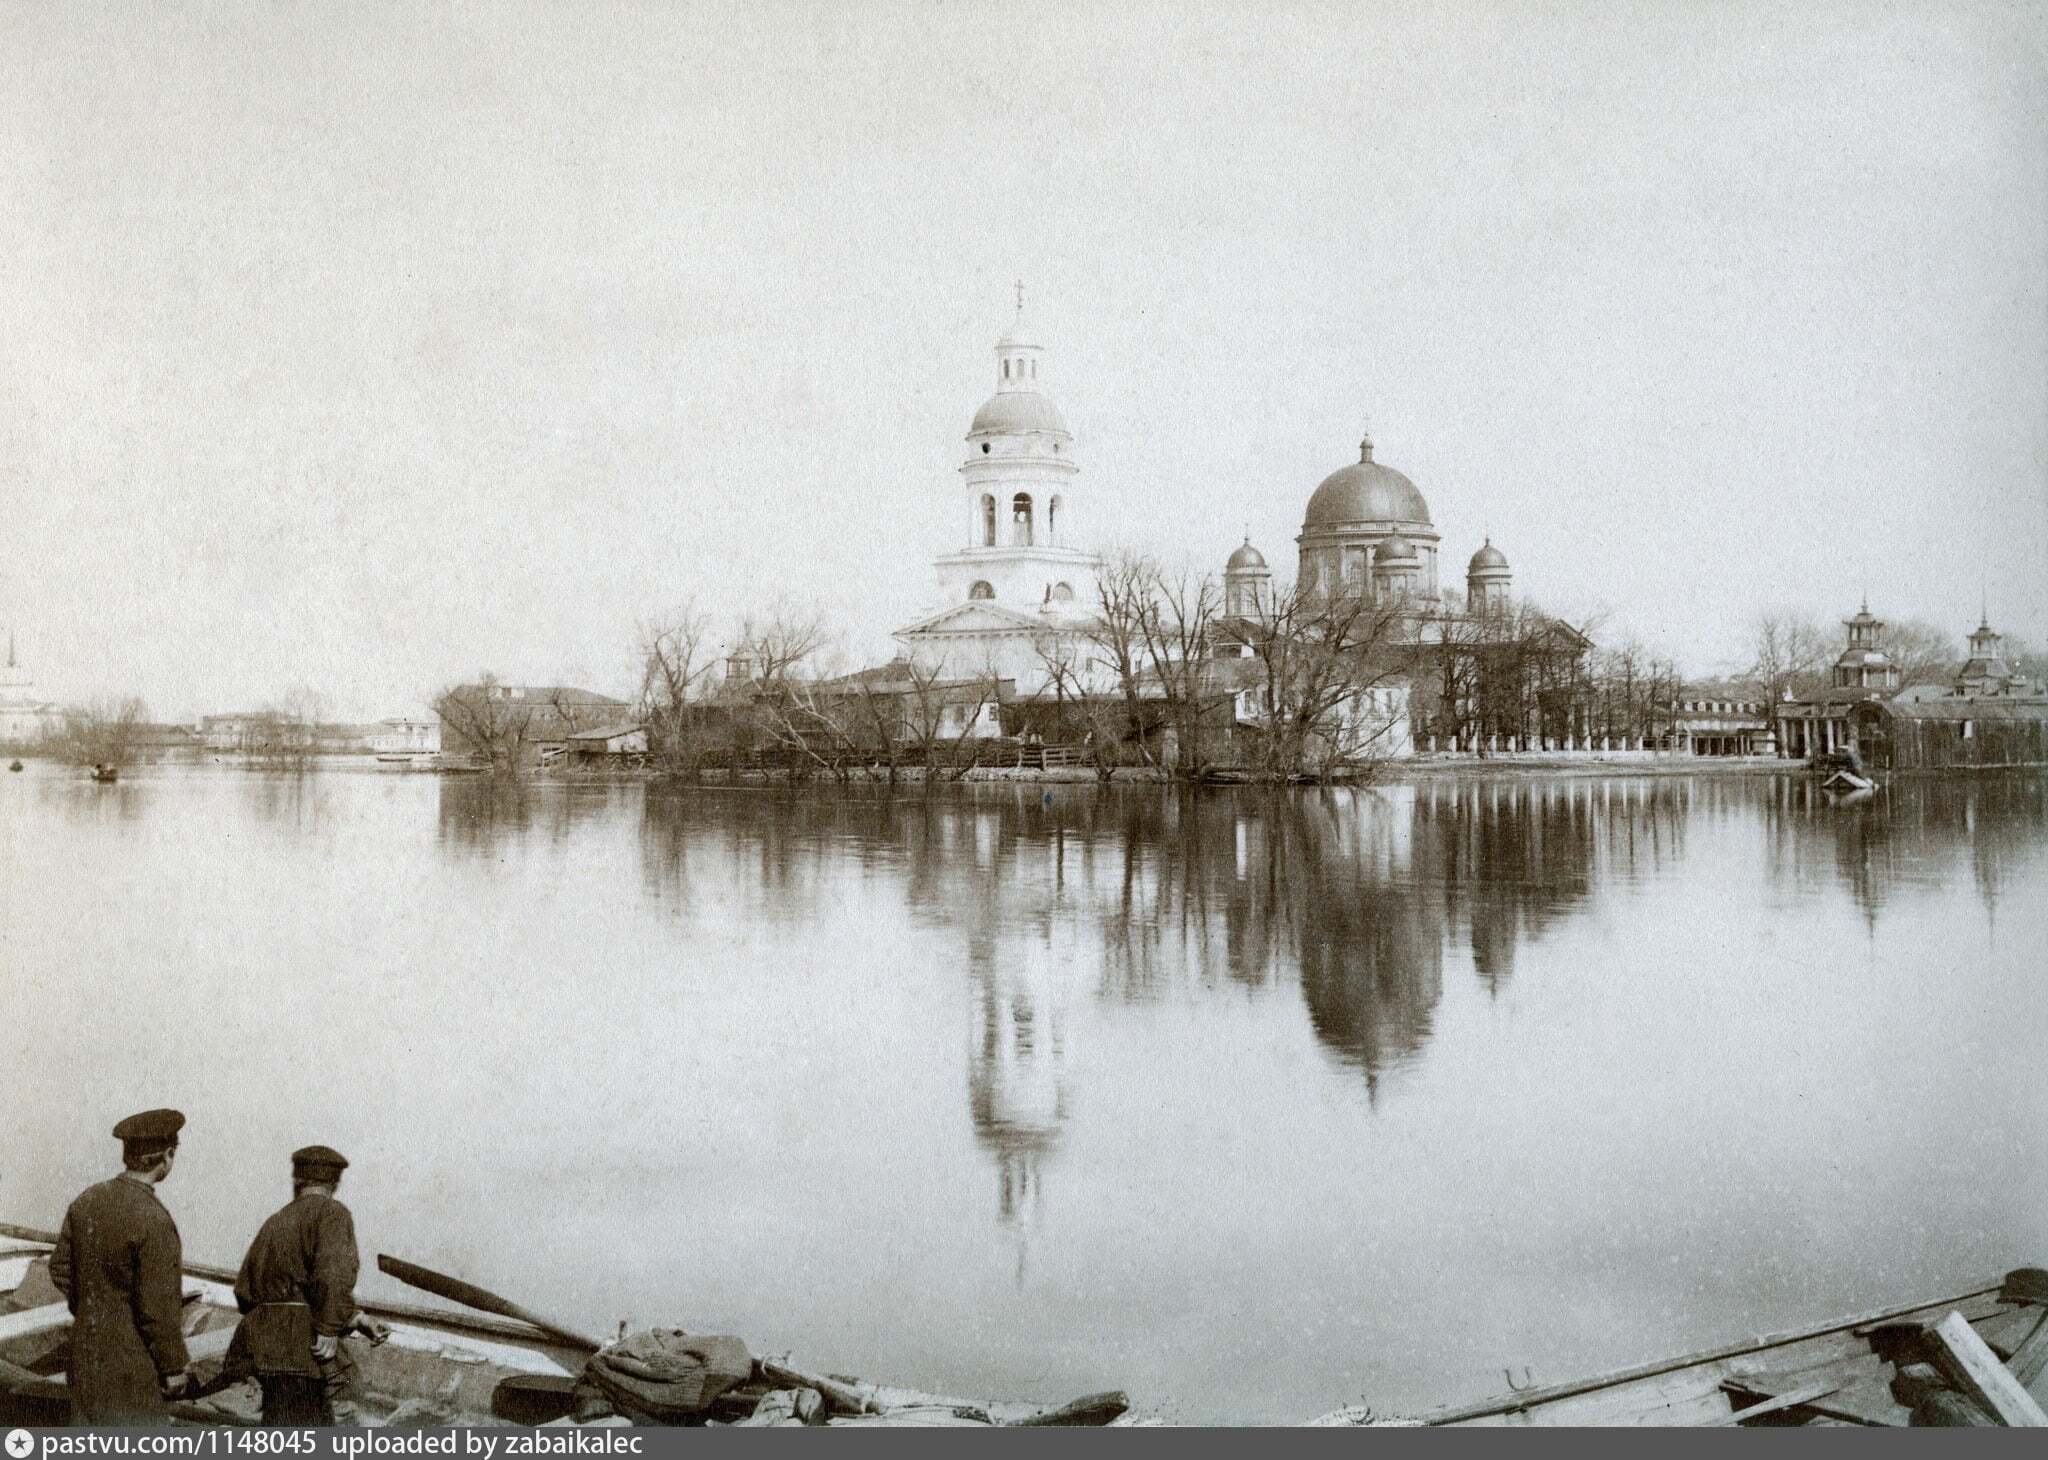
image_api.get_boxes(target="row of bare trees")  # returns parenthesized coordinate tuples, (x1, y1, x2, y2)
(611, 560, 1430, 785)
(434, 575, 2025, 786)
(1036, 551, 1424, 781)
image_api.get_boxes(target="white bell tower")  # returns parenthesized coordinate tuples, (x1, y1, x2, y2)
(932, 286, 1097, 613)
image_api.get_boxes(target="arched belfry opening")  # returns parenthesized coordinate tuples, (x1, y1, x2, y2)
(1012, 492, 1034, 546)
(981, 494, 996, 546)
(1048, 495, 1061, 543)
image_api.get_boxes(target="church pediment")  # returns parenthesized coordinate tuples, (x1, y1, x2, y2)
(895, 601, 1062, 637)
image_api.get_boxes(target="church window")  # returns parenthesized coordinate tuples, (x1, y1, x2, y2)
(1012, 492, 1034, 546)
(981, 494, 996, 545)
(1048, 496, 1061, 539)
(982, 442, 991, 454)
(1052, 582, 1074, 602)
(969, 581, 995, 601)
(1003, 360, 1010, 379)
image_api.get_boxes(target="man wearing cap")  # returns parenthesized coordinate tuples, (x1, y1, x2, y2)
(49, 1109, 193, 1425)
(227, 1145, 389, 1424)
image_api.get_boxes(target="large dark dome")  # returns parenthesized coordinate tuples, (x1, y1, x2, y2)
(1302, 439, 1431, 528)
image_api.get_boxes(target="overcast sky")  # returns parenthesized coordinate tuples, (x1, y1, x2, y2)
(4, 0, 2045, 719)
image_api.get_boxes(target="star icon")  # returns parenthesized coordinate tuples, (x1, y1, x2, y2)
(5, 1428, 36, 1459)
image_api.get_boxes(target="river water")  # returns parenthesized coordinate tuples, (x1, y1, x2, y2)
(4, 763, 2045, 1421)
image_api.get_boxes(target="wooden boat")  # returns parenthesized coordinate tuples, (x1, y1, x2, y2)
(1307, 1274, 2048, 1426)
(0, 1233, 1128, 1428)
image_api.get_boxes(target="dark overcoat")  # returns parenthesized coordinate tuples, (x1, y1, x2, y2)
(49, 1176, 190, 1425)
(229, 1192, 361, 1377)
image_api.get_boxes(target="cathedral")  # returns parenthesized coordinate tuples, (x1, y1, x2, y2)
(893, 301, 1521, 702)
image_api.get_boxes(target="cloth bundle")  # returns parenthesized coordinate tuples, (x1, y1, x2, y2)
(575, 1330, 753, 1424)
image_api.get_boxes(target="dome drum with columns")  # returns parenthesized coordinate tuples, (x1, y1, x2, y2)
(1229, 428, 1512, 617)
(1295, 433, 1443, 602)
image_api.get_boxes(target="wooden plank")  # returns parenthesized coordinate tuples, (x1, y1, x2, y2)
(2001, 1310, 2048, 1388)
(1713, 1379, 1838, 1425)
(1927, 1311, 2048, 1427)
(0, 1353, 63, 1392)
(186, 1327, 237, 1364)
(1725, 1373, 1906, 1426)
(0, 1301, 71, 1344)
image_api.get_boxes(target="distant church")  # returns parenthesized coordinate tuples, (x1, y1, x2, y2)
(894, 298, 1521, 697)
(0, 630, 64, 747)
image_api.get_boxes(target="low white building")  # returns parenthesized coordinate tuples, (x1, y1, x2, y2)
(369, 717, 441, 753)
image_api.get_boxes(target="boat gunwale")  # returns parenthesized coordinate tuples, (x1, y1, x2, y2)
(1410, 1281, 2008, 1425)
(0, 1233, 563, 1351)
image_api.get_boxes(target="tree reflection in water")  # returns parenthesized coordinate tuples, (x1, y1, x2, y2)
(492, 773, 2045, 1237)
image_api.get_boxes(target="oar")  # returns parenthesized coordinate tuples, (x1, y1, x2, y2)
(377, 1254, 604, 1353)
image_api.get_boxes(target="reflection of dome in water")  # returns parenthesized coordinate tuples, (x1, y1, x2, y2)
(1297, 901, 1444, 1086)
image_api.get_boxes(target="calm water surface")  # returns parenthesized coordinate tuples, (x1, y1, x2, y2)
(5, 764, 2046, 1421)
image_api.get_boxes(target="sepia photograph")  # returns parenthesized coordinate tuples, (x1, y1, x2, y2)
(3, 0, 2046, 1432)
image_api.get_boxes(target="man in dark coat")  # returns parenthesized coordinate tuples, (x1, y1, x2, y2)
(227, 1146, 388, 1424)
(49, 1109, 192, 1426)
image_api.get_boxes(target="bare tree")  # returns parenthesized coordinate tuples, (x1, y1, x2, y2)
(2002, 632, 2048, 690)
(1239, 583, 1413, 779)
(1884, 616, 1960, 689)
(249, 684, 327, 770)
(1082, 551, 1158, 770)
(59, 696, 149, 769)
(735, 600, 830, 688)
(1748, 609, 1832, 705)
(638, 602, 718, 775)
(432, 673, 534, 774)
(1134, 562, 1221, 779)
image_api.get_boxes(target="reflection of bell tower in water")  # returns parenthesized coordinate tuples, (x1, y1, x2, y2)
(964, 931, 1070, 1257)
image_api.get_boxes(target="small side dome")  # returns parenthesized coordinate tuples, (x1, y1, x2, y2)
(1376, 534, 1419, 564)
(1226, 538, 1268, 572)
(1469, 539, 1509, 572)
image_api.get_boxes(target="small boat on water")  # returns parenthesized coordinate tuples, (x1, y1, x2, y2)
(7, 760, 20, 773)
(1307, 1269, 2048, 1426)
(87, 764, 118, 783)
(0, 1230, 1129, 1428)
(1811, 748, 1878, 795)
